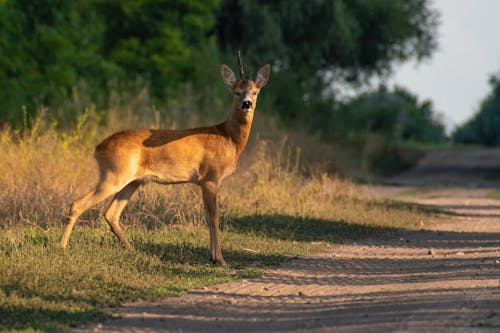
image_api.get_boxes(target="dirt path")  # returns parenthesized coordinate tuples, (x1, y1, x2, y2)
(70, 150, 500, 333)
(388, 148, 500, 187)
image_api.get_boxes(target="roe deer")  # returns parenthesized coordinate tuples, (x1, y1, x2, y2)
(60, 53, 270, 266)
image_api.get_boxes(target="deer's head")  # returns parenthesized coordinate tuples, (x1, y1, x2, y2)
(221, 52, 270, 115)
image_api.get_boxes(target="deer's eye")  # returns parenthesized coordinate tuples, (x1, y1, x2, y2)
(235, 92, 242, 97)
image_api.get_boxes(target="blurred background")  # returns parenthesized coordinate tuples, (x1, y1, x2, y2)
(1, 0, 499, 178)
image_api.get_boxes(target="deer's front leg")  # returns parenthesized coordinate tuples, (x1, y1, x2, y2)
(201, 181, 226, 267)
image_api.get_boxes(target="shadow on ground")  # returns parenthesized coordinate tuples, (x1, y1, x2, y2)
(227, 214, 394, 242)
(96, 226, 500, 332)
(101, 286, 500, 332)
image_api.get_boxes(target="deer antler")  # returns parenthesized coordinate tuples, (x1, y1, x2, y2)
(237, 50, 244, 78)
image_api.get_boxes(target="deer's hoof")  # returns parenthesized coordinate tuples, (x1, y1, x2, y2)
(211, 258, 228, 267)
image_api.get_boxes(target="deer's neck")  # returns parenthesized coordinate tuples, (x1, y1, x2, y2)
(224, 108, 254, 155)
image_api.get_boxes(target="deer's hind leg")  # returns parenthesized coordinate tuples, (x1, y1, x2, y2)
(60, 176, 130, 249)
(103, 181, 140, 250)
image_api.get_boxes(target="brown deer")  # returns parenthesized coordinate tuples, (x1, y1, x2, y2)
(60, 53, 270, 266)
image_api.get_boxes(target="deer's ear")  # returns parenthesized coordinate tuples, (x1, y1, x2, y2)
(221, 65, 237, 91)
(255, 64, 270, 89)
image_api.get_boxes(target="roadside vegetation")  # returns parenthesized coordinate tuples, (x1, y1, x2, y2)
(0, 111, 441, 332)
(453, 72, 500, 146)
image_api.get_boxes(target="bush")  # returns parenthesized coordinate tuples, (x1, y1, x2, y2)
(453, 74, 500, 146)
(332, 85, 446, 144)
(323, 85, 446, 176)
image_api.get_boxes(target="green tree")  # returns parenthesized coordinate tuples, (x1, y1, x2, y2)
(0, 0, 119, 124)
(336, 85, 446, 143)
(0, 0, 220, 126)
(218, 0, 437, 78)
(95, 0, 220, 98)
(215, 0, 439, 124)
(453, 73, 500, 146)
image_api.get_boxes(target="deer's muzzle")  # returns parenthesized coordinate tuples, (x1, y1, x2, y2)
(241, 100, 252, 110)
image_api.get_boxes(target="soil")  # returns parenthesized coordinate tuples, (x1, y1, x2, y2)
(70, 149, 500, 333)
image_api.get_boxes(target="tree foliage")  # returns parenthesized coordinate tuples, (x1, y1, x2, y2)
(95, 0, 220, 97)
(216, 0, 438, 84)
(453, 73, 500, 146)
(0, 0, 220, 125)
(0, 0, 117, 123)
(215, 0, 439, 129)
(336, 85, 446, 144)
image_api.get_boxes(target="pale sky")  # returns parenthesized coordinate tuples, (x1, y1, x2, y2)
(388, 0, 500, 133)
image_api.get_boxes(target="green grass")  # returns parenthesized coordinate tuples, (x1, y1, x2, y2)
(0, 223, 306, 332)
(487, 189, 500, 199)
(0, 204, 435, 332)
(396, 187, 445, 199)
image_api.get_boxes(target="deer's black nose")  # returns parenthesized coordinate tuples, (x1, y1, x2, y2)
(242, 101, 252, 109)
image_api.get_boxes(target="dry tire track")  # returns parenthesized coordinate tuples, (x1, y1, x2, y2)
(69, 188, 500, 333)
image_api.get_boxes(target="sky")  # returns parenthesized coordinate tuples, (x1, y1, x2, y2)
(388, 0, 500, 134)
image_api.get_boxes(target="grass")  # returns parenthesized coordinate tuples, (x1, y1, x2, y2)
(0, 224, 310, 332)
(0, 114, 441, 332)
(487, 189, 500, 199)
(396, 187, 446, 199)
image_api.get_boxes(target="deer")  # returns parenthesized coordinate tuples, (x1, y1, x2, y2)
(60, 52, 270, 267)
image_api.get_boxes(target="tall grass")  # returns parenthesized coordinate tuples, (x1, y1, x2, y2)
(0, 101, 356, 229)
(0, 109, 416, 232)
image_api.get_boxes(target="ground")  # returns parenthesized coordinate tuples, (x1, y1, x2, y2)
(69, 149, 500, 333)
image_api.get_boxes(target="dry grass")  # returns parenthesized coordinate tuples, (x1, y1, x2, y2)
(0, 112, 414, 232)
(0, 83, 362, 230)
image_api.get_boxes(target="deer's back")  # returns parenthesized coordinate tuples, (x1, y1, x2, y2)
(95, 127, 238, 184)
